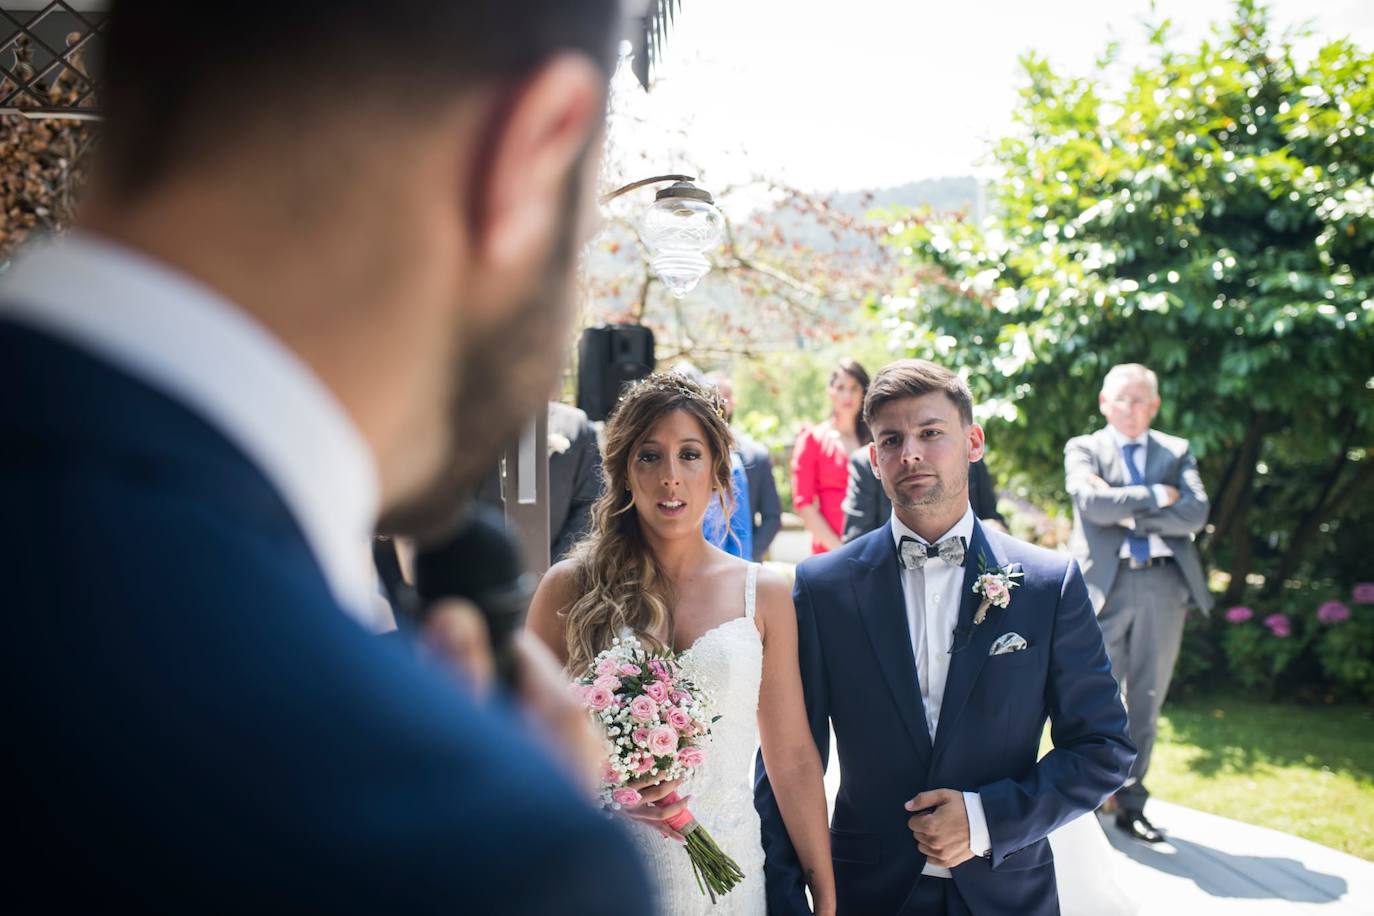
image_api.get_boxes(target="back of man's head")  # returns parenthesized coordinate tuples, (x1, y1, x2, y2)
(99, 0, 621, 198)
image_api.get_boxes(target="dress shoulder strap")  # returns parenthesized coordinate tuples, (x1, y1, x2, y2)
(744, 563, 760, 620)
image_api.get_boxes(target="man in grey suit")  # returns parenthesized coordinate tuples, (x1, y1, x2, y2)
(710, 374, 782, 560)
(476, 401, 604, 563)
(1065, 363, 1212, 843)
(842, 450, 1005, 543)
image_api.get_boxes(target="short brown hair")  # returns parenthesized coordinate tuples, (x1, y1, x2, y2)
(863, 359, 975, 428)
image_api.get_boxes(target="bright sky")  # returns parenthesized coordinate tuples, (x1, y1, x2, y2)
(615, 0, 1374, 194)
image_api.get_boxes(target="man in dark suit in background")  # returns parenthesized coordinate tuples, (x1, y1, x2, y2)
(710, 373, 783, 560)
(2, 2, 649, 913)
(844, 449, 1006, 543)
(477, 400, 605, 562)
(1065, 363, 1212, 844)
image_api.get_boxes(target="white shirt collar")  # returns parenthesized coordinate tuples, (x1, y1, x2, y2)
(0, 232, 381, 623)
(890, 503, 976, 551)
(1108, 426, 1150, 451)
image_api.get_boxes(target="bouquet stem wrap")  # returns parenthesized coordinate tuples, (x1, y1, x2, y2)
(660, 790, 744, 902)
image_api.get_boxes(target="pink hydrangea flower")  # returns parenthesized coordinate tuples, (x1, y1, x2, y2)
(676, 746, 706, 768)
(619, 663, 643, 676)
(1317, 601, 1351, 625)
(1352, 583, 1374, 605)
(647, 726, 678, 757)
(1225, 606, 1254, 624)
(584, 685, 614, 711)
(644, 681, 670, 704)
(612, 787, 643, 807)
(628, 695, 658, 722)
(665, 707, 693, 732)
(1264, 613, 1291, 638)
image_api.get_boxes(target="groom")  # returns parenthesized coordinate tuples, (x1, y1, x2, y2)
(756, 360, 1134, 915)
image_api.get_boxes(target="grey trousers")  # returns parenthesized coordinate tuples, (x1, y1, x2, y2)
(1096, 561, 1189, 816)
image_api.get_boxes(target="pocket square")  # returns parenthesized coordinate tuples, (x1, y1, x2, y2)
(989, 632, 1028, 656)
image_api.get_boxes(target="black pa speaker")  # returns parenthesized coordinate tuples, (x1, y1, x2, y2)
(576, 324, 655, 421)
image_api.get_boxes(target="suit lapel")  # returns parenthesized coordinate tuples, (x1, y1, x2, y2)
(849, 524, 934, 763)
(1097, 428, 1128, 486)
(1144, 431, 1167, 486)
(932, 520, 1011, 758)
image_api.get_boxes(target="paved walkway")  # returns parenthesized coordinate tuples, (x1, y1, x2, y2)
(1095, 800, 1374, 915)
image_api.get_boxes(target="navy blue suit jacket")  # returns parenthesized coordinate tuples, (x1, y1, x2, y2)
(755, 517, 1133, 915)
(3, 321, 650, 913)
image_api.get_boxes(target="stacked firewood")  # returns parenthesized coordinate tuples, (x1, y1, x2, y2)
(1, 32, 98, 261)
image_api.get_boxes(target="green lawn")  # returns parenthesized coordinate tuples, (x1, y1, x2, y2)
(1147, 698, 1374, 861)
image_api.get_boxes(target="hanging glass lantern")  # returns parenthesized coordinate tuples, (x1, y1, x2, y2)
(636, 181, 724, 298)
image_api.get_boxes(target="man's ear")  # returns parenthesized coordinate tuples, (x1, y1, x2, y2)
(967, 423, 986, 463)
(471, 53, 605, 268)
(868, 442, 881, 479)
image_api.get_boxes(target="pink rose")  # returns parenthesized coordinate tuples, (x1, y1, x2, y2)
(981, 577, 1008, 602)
(594, 674, 622, 691)
(647, 726, 678, 757)
(1318, 601, 1351, 625)
(612, 787, 642, 807)
(619, 663, 643, 676)
(676, 746, 706, 768)
(596, 657, 618, 677)
(628, 695, 658, 722)
(1353, 583, 1374, 605)
(671, 689, 691, 705)
(584, 685, 614, 711)
(666, 707, 693, 732)
(632, 751, 655, 775)
(644, 681, 670, 703)
(648, 659, 672, 681)
(1225, 606, 1253, 624)
(632, 728, 650, 747)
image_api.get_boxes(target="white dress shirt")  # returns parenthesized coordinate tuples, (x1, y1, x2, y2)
(1107, 428, 1174, 560)
(890, 505, 992, 874)
(0, 233, 386, 627)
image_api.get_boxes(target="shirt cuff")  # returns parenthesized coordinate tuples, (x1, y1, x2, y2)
(964, 791, 991, 858)
(1151, 484, 1170, 506)
(1119, 517, 1136, 530)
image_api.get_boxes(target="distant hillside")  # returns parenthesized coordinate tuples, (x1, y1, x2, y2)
(826, 176, 980, 220)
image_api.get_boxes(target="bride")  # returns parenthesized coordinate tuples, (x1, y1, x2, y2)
(527, 373, 835, 916)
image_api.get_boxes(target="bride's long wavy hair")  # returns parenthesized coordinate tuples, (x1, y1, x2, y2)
(563, 373, 735, 676)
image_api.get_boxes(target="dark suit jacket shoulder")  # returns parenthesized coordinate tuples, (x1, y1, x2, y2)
(3, 321, 645, 913)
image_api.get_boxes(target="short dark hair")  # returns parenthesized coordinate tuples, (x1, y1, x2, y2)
(863, 359, 975, 428)
(99, 0, 622, 194)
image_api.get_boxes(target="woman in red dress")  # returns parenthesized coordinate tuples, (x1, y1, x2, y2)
(791, 359, 870, 554)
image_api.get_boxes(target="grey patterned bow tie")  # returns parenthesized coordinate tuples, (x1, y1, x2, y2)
(898, 535, 967, 570)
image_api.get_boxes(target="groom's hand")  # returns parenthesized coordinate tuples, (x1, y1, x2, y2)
(905, 789, 975, 868)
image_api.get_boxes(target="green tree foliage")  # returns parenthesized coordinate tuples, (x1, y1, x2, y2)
(874, 0, 1374, 603)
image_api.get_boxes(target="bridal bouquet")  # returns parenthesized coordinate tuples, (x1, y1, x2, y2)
(574, 634, 744, 901)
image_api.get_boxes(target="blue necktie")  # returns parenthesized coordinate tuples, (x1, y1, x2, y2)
(1122, 443, 1151, 564)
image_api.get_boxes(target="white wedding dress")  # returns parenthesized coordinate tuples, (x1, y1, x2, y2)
(626, 563, 768, 916)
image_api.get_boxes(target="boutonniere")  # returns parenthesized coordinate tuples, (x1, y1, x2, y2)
(548, 433, 571, 456)
(972, 556, 1024, 625)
